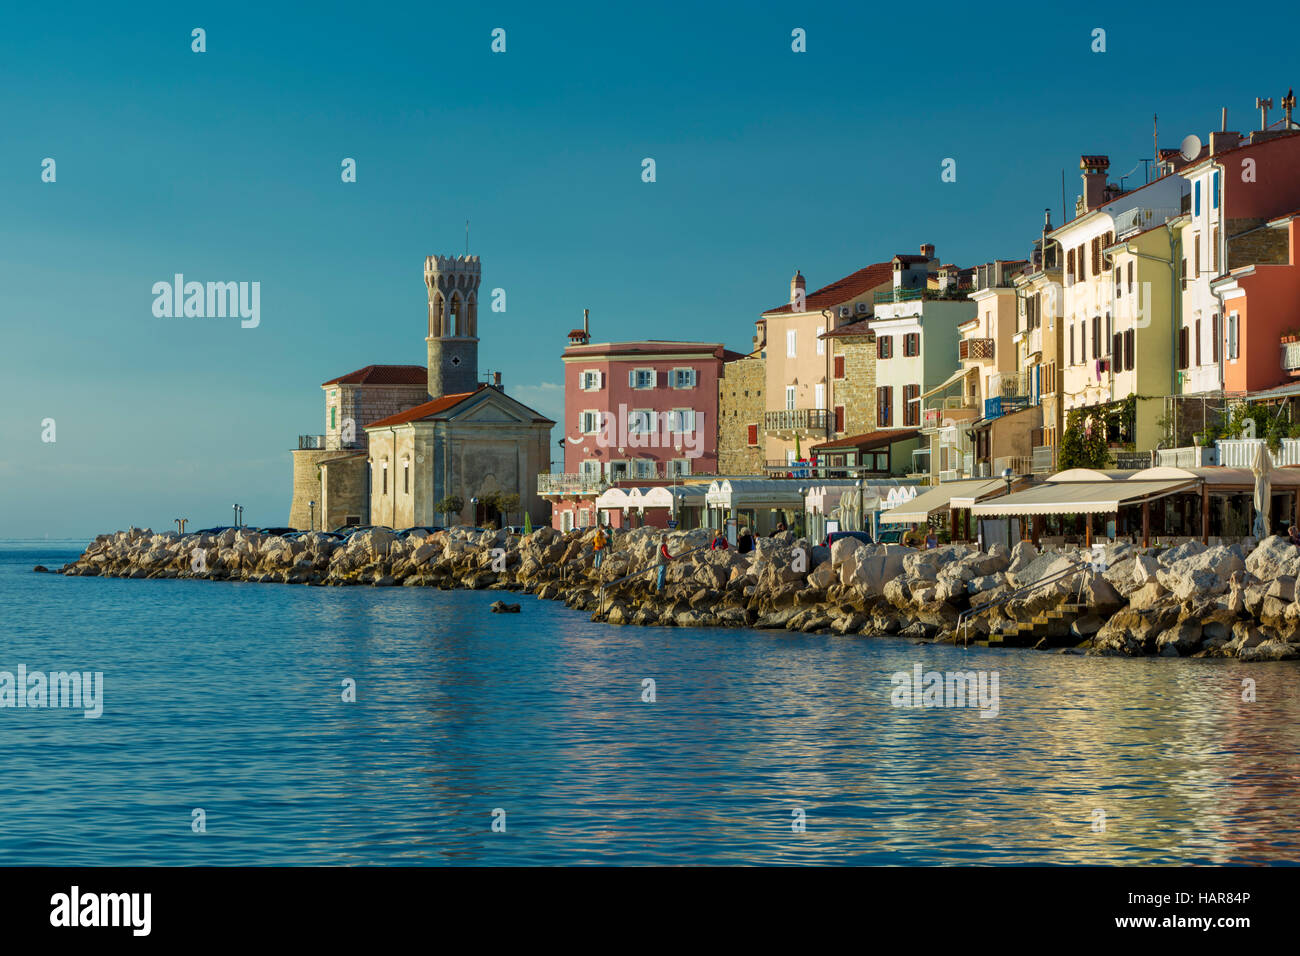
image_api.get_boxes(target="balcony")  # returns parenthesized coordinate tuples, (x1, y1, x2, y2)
(763, 460, 892, 479)
(1031, 444, 1056, 473)
(298, 434, 362, 452)
(983, 395, 1030, 420)
(538, 473, 610, 497)
(1028, 326, 1042, 356)
(764, 408, 831, 438)
(299, 435, 325, 450)
(958, 338, 995, 361)
(874, 287, 970, 304)
(989, 369, 1029, 400)
(1282, 339, 1300, 372)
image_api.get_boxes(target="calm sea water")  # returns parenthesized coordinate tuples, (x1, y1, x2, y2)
(2, 540, 1299, 865)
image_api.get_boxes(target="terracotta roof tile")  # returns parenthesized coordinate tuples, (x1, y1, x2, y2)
(321, 365, 428, 387)
(762, 262, 894, 316)
(364, 392, 476, 429)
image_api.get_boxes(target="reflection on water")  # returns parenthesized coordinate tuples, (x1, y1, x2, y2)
(2, 544, 1299, 865)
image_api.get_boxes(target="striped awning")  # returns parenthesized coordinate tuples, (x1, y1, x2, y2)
(878, 478, 1005, 524)
(969, 479, 1196, 517)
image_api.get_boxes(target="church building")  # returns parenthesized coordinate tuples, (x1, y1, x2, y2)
(288, 253, 554, 531)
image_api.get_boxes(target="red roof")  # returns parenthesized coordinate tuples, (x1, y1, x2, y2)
(762, 262, 894, 316)
(820, 319, 875, 339)
(322, 365, 428, 387)
(365, 392, 475, 428)
(811, 428, 921, 452)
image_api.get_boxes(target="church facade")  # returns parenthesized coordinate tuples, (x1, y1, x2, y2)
(288, 253, 554, 531)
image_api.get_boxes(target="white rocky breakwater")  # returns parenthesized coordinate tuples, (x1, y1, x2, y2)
(51, 525, 1300, 660)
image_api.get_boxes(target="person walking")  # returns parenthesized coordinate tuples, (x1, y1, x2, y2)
(656, 533, 675, 592)
(592, 524, 607, 570)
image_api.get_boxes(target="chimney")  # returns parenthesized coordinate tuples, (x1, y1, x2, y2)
(790, 270, 806, 305)
(1080, 155, 1110, 211)
(493, 371, 502, 388)
(920, 243, 936, 261)
(583, 308, 589, 336)
(1211, 130, 1242, 154)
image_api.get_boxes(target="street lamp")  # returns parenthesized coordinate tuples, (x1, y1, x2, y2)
(232, 503, 243, 528)
(470, 496, 479, 528)
(1001, 467, 1014, 547)
(308, 500, 316, 532)
(797, 486, 807, 539)
(855, 478, 864, 533)
(175, 518, 188, 534)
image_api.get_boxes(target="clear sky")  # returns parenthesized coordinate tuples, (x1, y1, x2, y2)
(1, 0, 1292, 537)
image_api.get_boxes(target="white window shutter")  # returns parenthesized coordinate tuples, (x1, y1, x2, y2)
(598, 371, 604, 389)
(629, 369, 636, 388)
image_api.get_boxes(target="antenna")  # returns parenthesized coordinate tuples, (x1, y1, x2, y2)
(465, 220, 470, 256)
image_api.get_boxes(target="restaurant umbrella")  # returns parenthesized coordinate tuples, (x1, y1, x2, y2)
(1251, 441, 1273, 539)
(523, 512, 533, 536)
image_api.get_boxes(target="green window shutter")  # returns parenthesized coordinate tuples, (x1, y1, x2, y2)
(330, 407, 336, 429)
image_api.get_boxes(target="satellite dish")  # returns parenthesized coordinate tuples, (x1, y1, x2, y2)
(1180, 134, 1203, 162)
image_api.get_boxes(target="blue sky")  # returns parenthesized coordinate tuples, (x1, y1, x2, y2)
(1, 0, 1292, 537)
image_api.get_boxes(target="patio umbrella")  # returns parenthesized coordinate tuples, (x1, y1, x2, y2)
(523, 512, 533, 536)
(1251, 442, 1273, 539)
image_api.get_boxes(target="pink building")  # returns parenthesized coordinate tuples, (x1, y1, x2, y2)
(540, 315, 740, 530)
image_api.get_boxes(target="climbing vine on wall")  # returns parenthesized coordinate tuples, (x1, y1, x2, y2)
(1058, 395, 1138, 469)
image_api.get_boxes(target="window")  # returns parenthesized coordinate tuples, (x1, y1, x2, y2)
(381, 462, 388, 495)
(903, 384, 920, 426)
(1194, 232, 1201, 277)
(816, 326, 825, 355)
(1078, 245, 1087, 281)
(1112, 332, 1122, 362)
(746, 424, 758, 446)
(1212, 171, 1220, 209)
(1124, 329, 1135, 371)
(814, 383, 825, 409)
(834, 406, 845, 433)
(667, 459, 691, 478)
(629, 368, 655, 389)
(1228, 312, 1239, 359)
(1127, 261, 1134, 294)
(581, 410, 600, 434)
(785, 386, 796, 410)
(670, 368, 696, 389)
(628, 409, 653, 434)
(833, 355, 845, 378)
(877, 335, 893, 359)
(1180, 259, 1188, 291)
(580, 459, 600, 479)
(1194, 180, 1201, 216)
(403, 461, 409, 495)
(1091, 316, 1100, 360)
(1212, 228, 1219, 272)
(580, 369, 603, 391)
(608, 461, 629, 481)
(787, 329, 797, 357)
(1178, 326, 1189, 370)
(1212, 313, 1220, 363)
(669, 408, 696, 432)
(1105, 312, 1112, 349)
(903, 332, 920, 356)
(1068, 323, 1074, 365)
(1195, 318, 1202, 366)
(1067, 248, 1075, 284)
(876, 386, 893, 427)
(634, 459, 657, 478)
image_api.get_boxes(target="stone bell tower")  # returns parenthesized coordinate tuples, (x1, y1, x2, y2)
(425, 254, 480, 399)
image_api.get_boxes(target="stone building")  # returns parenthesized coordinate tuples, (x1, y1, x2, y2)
(288, 252, 554, 530)
(716, 320, 766, 475)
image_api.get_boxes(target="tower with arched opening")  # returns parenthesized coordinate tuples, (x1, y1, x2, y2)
(424, 254, 480, 398)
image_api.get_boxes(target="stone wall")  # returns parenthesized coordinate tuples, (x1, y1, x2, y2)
(1228, 218, 1289, 268)
(326, 383, 430, 450)
(321, 455, 368, 530)
(718, 355, 765, 474)
(834, 339, 877, 437)
(290, 448, 334, 529)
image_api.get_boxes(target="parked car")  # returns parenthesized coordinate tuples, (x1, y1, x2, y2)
(256, 527, 296, 537)
(194, 526, 236, 535)
(332, 525, 391, 538)
(825, 530, 875, 549)
(397, 526, 445, 538)
(875, 528, 904, 544)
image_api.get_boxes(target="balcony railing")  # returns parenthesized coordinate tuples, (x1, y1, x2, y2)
(984, 395, 1030, 420)
(538, 473, 610, 496)
(959, 338, 995, 361)
(989, 369, 1029, 399)
(299, 435, 325, 450)
(874, 287, 969, 304)
(763, 408, 831, 434)
(992, 455, 1034, 476)
(1031, 444, 1056, 473)
(1282, 340, 1300, 371)
(763, 461, 893, 479)
(1028, 327, 1042, 356)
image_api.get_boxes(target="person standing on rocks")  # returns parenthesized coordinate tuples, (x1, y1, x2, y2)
(593, 525, 608, 570)
(656, 534, 675, 592)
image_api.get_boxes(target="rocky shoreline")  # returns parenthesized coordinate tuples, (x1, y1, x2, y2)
(49, 525, 1300, 661)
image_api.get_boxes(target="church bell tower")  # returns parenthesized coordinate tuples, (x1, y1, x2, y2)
(425, 254, 480, 399)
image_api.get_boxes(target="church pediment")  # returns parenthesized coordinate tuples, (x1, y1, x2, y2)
(447, 388, 553, 425)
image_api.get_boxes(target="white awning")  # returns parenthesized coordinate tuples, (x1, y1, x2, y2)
(629, 485, 709, 510)
(970, 479, 1197, 516)
(878, 478, 1005, 524)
